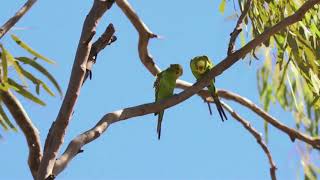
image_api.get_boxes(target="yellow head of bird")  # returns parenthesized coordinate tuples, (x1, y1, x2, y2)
(195, 60, 207, 74)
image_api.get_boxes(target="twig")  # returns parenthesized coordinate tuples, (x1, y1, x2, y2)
(218, 90, 320, 149)
(0, 0, 37, 39)
(37, 1, 115, 179)
(227, 0, 252, 55)
(221, 102, 277, 180)
(0, 90, 42, 178)
(83, 23, 116, 84)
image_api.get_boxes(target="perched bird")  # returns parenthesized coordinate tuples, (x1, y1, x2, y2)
(154, 64, 183, 140)
(190, 55, 227, 122)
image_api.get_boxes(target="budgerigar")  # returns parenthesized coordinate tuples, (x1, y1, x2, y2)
(154, 64, 183, 140)
(190, 55, 227, 122)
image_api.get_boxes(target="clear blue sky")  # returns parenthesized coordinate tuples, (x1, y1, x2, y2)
(1, 0, 303, 179)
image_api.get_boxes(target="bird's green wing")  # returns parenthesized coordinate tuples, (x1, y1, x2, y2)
(154, 65, 182, 140)
(154, 72, 163, 102)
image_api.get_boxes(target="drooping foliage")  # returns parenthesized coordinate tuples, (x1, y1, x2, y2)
(0, 34, 62, 136)
(220, 0, 320, 179)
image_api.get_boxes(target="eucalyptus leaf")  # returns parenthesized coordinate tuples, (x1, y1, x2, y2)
(11, 34, 55, 64)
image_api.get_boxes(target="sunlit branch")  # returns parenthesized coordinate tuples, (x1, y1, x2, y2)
(37, 1, 115, 179)
(0, 90, 42, 178)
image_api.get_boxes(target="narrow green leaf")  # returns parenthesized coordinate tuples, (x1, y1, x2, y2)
(309, 70, 320, 95)
(16, 62, 56, 97)
(0, 45, 9, 83)
(41, 83, 55, 96)
(264, 121, 268, 144)
(8, 78, 46, 106)
(0, 105, 17, 131)
(6, 54, 27, 87)
(16, 62, 39, 85)
(287, 74, 299, 112)
(16, 57, 62, 97)
(219, 0, 226, 14)
(240, 30, 246, 47)
(36, 84, 40, 95)
(11, 34, 55, 64)
(304, 164, 317, 180)
(0, 116, 9, 131)
(263, 86, 272, 112)
(310, 23, 320, 38)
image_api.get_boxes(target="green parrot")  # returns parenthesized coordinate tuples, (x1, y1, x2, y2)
(190, 55, 227, 122)
(154, 64, 183, 140)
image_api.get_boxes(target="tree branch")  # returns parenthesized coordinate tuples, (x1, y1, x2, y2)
(116, 0, 160, 76)
(115, 0, 320, 103)
(218, 90, 320, 149)
(52, 0, 320, 176)
(227, 0, 252, 55)
(53, 0, 320, 174)
(115, 0, 203, 94)
(0, 0, 37, 39)
(221, 102, 277, 180)
(0, 90, 42, 178)
(83, 23, 116, 84)
(115, 0, 320, 148)
(37, 1, 115, 179)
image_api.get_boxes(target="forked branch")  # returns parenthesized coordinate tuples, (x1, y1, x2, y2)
(84, 23, 117, 84)
(37, 0, 115, 179)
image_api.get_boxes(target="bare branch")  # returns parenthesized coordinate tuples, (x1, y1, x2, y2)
(0, 90, 42, 178)
(115, 0, 320, 148)
(115, 0, 320, 103)
(168, 82, 320, 149)
(0, 0, 37, 39)
(221, 102, 277, 180)
(227, 0, 252, 55)
(218, 90, 320, 149)
(52, 0, 320, 176)
(84, 23, 116, 83)
(37, 1, 115, 179)
(116, 0, 160, 76)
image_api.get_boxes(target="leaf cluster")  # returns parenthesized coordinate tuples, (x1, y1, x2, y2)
(0, 35, 62, 135)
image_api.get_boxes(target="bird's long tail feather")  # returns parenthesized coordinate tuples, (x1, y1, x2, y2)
(211, 92, 228, 122)
(157, 111, 164, 140)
